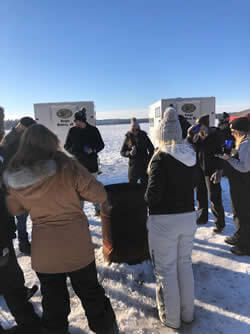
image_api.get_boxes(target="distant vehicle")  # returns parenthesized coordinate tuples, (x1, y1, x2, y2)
(148, 97, 216, 146)
(34, 101, 96, 145)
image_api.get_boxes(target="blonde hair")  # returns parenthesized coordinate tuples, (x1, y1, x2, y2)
(147, 139, 182, 175)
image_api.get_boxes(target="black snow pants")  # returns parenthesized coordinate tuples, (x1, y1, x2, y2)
(0, 242, 39, 327)
(196, 167, 225, 228)
(36, 261, 115, 334)
(128, 163, 148, 186)
(223, 162, 250, 253)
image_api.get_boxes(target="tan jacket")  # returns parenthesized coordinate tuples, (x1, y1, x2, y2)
(4, 160, 107, 274)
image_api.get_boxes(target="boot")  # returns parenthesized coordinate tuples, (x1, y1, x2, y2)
(224, 236, 238, 245)
(213, 226, 224, 234)
(230, 246, 248, 256)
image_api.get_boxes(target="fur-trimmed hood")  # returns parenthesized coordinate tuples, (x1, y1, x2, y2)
(4, 160, 57, 189)
(160, 143, 196, 167)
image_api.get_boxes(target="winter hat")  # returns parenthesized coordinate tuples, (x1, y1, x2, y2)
(197, 114, 210, 127)
(158, 107, 182, 143)
(74, 108, 87, 122)
(223, 112, 230, 119)
(231, 117, 249, 133)
(20, 117, 36, 128)
(130, 117, 140, 130)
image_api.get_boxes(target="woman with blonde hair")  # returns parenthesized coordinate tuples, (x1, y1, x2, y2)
(145, 107, 197, 329)
(4, 124, 118, 334)
(219, 117, 250, 255)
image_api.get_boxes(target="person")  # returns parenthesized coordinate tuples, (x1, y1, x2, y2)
(145, 107, 197, 329)
(64, 108, 104, 216)
(1, 116, 36, 255)
(0, 149, 40, 334)
(4, 124, 118, 334)
(219, 117, 250, 255)
(187, 115, 226, 233)
(218, 112, 234, 143)
(120, 117, 154, 185)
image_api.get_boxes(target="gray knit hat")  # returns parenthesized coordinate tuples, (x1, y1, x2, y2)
(159, 107, 182, 143)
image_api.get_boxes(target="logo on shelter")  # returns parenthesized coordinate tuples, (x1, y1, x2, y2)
(181, 104, 196, 113)
(56, 109, 73, 119)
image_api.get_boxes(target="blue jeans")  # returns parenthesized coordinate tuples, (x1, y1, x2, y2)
(16, 213, 29, 244)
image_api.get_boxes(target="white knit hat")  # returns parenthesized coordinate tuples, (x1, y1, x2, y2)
(158, 107, 182, 143)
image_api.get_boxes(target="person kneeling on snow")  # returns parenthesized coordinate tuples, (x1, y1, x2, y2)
(145, 107, 198, 329)
(4, 124, 118, 334)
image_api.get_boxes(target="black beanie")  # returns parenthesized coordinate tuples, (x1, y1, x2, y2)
(231, 117, 249, 133)
(74, 108, 87, 122)
(223, 112, 230, 119)
(20, 117, 36, 128)
(197, 114, 210, 127)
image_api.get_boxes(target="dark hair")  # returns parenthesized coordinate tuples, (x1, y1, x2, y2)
(7, 124, 80, 175)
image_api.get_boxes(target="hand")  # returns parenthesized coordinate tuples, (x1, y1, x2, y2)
(86, 148, 93, 154)
(210, 170, 223, 184)
(218, 154, 230, 160)
(130, 147, 137, 156)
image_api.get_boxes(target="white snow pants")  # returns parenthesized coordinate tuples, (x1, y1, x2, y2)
(147, 212, 196, 328)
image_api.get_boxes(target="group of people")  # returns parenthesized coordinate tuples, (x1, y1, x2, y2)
(0, 106, 250, 333)
(120, 108, 250, 329)
(0, 110, 117, 334)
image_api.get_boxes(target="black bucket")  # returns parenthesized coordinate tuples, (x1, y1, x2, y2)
(101, 183, 150, 264)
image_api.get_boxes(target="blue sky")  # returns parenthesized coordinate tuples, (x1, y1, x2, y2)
(1, 0, 250, 119)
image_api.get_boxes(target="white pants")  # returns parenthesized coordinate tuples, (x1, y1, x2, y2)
(147, 212, 196, 328)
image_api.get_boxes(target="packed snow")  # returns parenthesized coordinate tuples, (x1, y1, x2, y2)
(1, 124, 250, 334)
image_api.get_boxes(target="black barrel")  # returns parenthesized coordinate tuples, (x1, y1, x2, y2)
(101, 183, 150, 264)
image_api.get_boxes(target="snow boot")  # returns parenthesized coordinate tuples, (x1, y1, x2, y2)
(224, 236, 238, 245)
(213, 226, 224, 234)
(230, 246, 248, 256)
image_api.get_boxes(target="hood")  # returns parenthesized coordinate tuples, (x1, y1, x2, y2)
(161, 143, 196, 167)
(4, 160, 56, 190)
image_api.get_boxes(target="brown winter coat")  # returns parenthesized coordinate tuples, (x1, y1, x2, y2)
(4, 160, 107, 274)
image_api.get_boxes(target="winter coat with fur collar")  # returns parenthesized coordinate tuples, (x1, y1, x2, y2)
(145, 144, 198, 215)
(4, 160, 107, 274)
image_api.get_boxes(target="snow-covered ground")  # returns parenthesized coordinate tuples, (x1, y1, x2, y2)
(1, 124, 250, 334)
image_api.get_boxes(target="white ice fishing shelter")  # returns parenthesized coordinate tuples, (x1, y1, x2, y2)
(148, 97, 216, 146)
(34, 101, 96, 145)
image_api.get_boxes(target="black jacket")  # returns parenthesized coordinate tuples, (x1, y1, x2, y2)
(1, 128, 24, 168)
(145, 146, 197, 215)
(64, 123, 104, 173)
(188, 127, 224, 176)
(120, 130, 154, 170)
(0, 188, 16, 252)
(178, 115, 191, 139)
